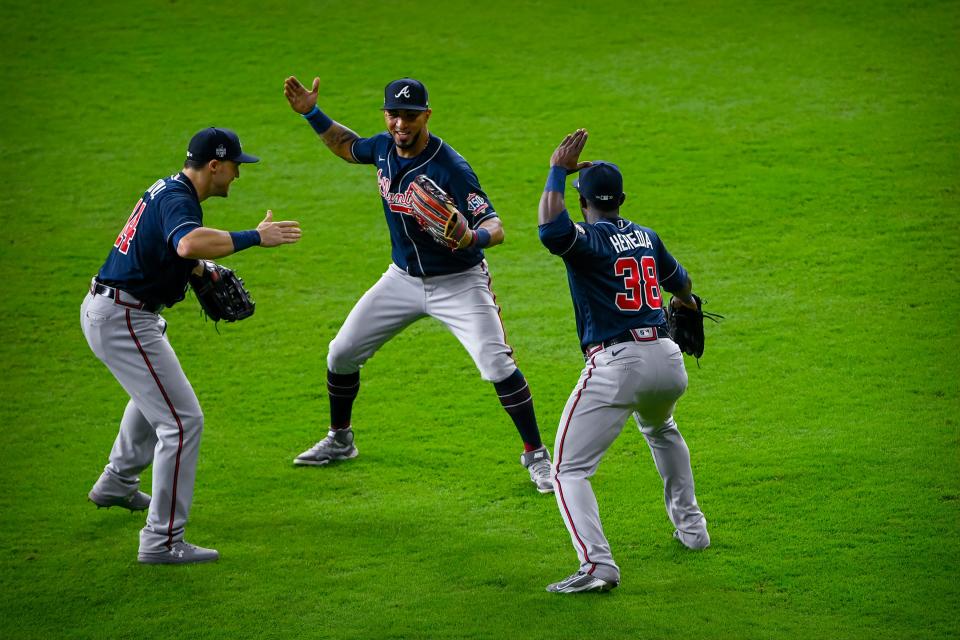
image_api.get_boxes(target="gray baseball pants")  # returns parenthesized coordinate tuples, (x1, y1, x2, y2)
(327, 262, 517, 382)
(552, 338, 708, 583)
(81, 289, 203, 554)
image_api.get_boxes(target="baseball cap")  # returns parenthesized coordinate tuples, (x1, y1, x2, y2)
(573, 161, 623, 203)
(383, 78, 429, 111)
(186, 127, 260, 164)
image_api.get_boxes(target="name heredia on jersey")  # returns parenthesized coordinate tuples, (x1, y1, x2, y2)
(609, 229, 653, 253)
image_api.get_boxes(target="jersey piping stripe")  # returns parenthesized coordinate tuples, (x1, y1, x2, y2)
(557, 225, 580, 256)
(386, 146, 425, 275)
(396, 136, 444, 186)
(554, 353, 599, 564)
(471, 211, 498, 229)
(125, 309, 185, 550)
(395, 138, 444, 276)
(165, 221, 200, 246)
(661, 261, 680, 282)
(480, 260, 515, 360)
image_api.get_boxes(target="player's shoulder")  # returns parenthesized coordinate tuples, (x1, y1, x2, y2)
(150, 173, 201, 214)
(434, 137, 475, 172)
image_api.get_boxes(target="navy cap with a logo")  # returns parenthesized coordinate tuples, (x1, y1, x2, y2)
(383, 78, 429, 111)
(573, 161, 623, 203)
(186, 127, 260, 164)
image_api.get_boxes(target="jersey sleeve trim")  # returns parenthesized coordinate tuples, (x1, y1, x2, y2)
(471, 211, 498, 228)
(661, 261, 680, 282)
(556, 229, 580, 256)
(166, 221, 200, 247)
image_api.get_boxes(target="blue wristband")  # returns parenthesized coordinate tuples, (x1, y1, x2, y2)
(303, 105, 334, 135)
(475, 228, 492, 249)
(545, 166, 567, 193)
(230, 229, 261, 252)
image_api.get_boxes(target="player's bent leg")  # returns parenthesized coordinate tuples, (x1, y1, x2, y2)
(87, 305, 211, 561)
(552, 359, 632, 582)
(89, 400, 156, 511)
(326, 265, 427, 374)
(636, 414, 709, 550)
(299, 266, 426, 465)
(633, 340, 708, 549)
(430, 264, 552, 490)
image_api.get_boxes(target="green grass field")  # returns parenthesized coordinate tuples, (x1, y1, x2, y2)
(1, 0, 957, 638)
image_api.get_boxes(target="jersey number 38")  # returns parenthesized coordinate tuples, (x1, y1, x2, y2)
(614, 256, 662, 311)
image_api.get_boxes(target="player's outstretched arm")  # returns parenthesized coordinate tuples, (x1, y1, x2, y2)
(538, 129, 591, 225)
(284, 75, 361, 163)
(176, 211, 301, 259)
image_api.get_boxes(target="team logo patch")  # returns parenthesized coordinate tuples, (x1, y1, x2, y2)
(575, 223, 586, 235)
(394, 86, 411, 98)
(216, 144, 226, 158)
(466, 193, 489, 215)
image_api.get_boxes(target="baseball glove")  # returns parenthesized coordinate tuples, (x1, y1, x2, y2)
(189, 260, 255, 323)
(407, 174, 475, 250)
(665, 294, 723, 360)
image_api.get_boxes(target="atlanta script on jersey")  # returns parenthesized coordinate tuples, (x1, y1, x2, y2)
(350, 133, 497, 276)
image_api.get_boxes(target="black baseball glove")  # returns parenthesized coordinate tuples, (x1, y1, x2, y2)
(189, 260, 255, 323)
(665, 294, 723, 360)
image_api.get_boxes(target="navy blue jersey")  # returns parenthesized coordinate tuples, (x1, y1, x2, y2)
(539, 210, 689, 349)
(97, 172, 202, 307)
(351, 133, 498, 277)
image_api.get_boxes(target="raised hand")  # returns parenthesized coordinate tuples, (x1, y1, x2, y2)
(550, 128, 592, 174)
(257, 210, 302, 247)
(283, 76, 319, 115)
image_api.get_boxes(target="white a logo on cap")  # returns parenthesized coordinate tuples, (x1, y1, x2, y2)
(216, 144, 227, 158)
(394, 86, 411, 98)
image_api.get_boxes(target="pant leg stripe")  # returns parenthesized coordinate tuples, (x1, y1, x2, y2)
(480, 260, 515, 360)
(125, 310, 185, 549)
(554, 354, 598, 564)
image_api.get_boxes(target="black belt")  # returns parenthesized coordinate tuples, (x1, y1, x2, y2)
(90, 280, 162, 313)
(583, 326, 667, 356)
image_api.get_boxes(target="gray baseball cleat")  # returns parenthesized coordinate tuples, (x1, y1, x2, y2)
(87, 473, 150, 511)
(520, 446, 554, 494)
(294, 427, 359, 466)
(138, 541, 219, 565)
(546, 571, 619, 594)
(673, 528, 711, 550)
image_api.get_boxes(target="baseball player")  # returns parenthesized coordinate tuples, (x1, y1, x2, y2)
(283, 75, 553, 492)
(82, 127, 301, 564)
(537, 130, 710, 593)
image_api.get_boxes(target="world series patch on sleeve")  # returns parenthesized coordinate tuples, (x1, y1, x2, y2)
(189, 260, 255, 323)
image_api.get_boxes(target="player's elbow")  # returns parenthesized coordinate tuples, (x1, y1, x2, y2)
(176, 236, 199, 259)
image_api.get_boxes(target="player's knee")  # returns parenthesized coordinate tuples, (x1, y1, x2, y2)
(480, 356, 516, 383)
(326, 337, 363, 374)
(181, 406, 204, 438)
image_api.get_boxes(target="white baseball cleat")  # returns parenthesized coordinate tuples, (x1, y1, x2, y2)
(546, 571, 619, 593)
(521, 446, 554, 494)
(138, 541, 219, 565)
(294, 427, 359, 466)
